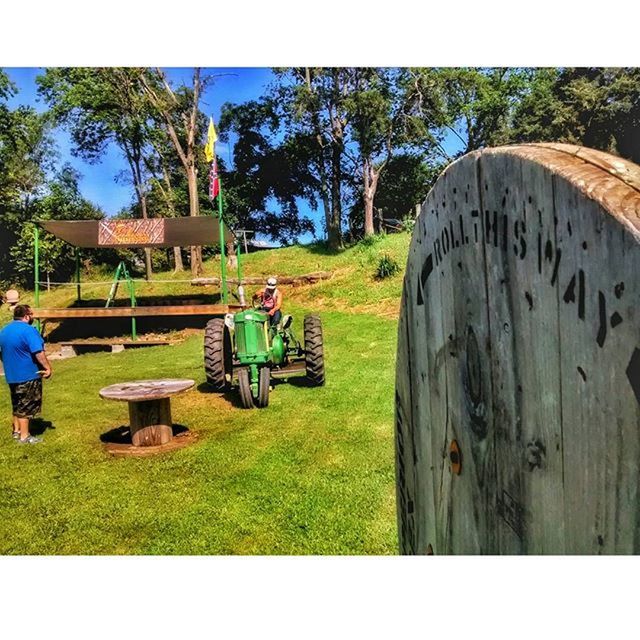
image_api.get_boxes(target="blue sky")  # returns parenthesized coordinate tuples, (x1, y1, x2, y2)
(3, 67, 317, 241)
(4, 67, 463, 244)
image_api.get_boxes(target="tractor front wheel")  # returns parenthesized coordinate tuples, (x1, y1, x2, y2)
(255, 367, 270, 408)
(238, 368, 254, 409)
(204, 318, 232, 392)
(304, 315, 325, 386)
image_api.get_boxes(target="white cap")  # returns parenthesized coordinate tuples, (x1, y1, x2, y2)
(266, 277, 277, 289)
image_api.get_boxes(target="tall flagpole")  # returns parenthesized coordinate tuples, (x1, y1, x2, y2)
(217, 177, 228, 305)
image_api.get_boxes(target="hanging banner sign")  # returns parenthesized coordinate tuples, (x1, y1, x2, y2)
(98, 219, 165, 246)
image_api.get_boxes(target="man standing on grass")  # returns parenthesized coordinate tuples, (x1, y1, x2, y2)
(0, 305, 51, 444)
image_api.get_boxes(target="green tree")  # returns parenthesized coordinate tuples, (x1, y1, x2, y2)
(11, 165, 103, 285)
(219, 98, 315, 244)
(270, 68, 359, 249)
(374, 153, 441, 220)
(512, 67, 640, 163)
(0, 74, 56, 286)
(345, 68, 396, 237)
(37, 67, 156, 279)
(138, 68, 212, 275)
(432, 67, 530, 154)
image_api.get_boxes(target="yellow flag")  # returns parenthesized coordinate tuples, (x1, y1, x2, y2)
(204, 117, 218, 163)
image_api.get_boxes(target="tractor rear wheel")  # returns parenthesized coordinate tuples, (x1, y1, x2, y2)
(238, 368, 254, 409)
(204, 318, 232, 391)
(255, 367, 270, 408)
(304, 315, 325, 386)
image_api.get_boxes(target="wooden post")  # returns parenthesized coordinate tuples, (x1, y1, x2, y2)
(128, 398, 172, 446)
(75, 247, 82, 302)
(396, 143, 640, 555)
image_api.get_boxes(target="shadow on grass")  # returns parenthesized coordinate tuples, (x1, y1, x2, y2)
(304, 241, 346, 257)
(100, 423, 189, 444)
(30, 418, 55, 436)
(196, 381, 248, 409)
(272, 376, 314, 389)
(44, 293, 223, 342)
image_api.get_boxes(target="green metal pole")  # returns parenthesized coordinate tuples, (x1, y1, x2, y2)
(218, 179, 228, 305)
(122, 262, 137, 341)
(34, 224, 40, 331)
(75, 247, 81, 303)
(129, 277, 137, 342)
(106, 262, 123, 308)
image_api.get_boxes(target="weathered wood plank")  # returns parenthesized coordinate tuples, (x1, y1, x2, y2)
(479, 151, 525, 554)
(191, 272, 333, 287)
(33, 305, 241, 319)
(554, 174, 640, 554)
(514, 156, 565, 554)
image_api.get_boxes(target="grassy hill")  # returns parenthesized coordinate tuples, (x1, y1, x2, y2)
(0, 232, 410, 554)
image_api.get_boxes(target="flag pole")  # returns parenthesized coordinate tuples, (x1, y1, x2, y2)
(217, 179, 228, 305)
(206, 116, 228, 306)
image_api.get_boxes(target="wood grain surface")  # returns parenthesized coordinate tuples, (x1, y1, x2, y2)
(396, 144, 640, 554)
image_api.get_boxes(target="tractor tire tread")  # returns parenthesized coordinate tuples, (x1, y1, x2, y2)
(238, 368, 254, 409)
(256, 367, 270, 408)
(304, 315, 325, 386)
(204, 318, 231, 392)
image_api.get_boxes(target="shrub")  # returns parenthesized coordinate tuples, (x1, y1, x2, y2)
(401, 217, 416, 234)
(359, 233, 384, 249)
(375, 253, 400, 279)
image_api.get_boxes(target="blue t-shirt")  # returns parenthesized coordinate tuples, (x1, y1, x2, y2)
(0, 320, 45, 384)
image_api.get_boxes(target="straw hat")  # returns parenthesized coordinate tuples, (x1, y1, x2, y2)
(5, 289, 19, 308)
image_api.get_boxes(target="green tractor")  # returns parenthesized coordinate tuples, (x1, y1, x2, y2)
(203, 306, 325, 408)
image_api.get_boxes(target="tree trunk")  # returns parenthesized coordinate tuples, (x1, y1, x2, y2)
(363, 159, 380, 237)
(329, 136, 343, 251)
(139, 191, 153, 280)
(364, 195, 375, 236)
(305, 68, 332, 243)
(226, 240, 237, 270)
(173, 247, 184, 272)
(186, 164, 202, 277)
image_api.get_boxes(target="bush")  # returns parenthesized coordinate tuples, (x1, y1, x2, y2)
(401, 217, 416, 234)
(375, 253, 400, 279)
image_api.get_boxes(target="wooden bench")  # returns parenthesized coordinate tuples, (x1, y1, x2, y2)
(33, 304, 242, 320)
(59, 339, 172, 358)
(99, 379, 195, 447)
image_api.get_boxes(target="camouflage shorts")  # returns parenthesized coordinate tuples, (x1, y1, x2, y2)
(9, 378, 42, 418)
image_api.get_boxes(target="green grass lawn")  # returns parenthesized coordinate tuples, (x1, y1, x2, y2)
(0, 234, 408, 554)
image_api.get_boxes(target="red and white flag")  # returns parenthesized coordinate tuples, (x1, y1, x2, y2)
(209, 155, 220, 199)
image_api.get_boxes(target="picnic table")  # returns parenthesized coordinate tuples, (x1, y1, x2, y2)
(99, 378, 195, 446)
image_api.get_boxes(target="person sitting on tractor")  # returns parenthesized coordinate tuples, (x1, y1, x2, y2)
(254, 277, 283, 326)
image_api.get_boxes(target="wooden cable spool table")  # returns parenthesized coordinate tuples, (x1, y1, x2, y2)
(99, 379, 195, 446)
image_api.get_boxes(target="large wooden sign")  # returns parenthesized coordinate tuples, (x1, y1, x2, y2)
(395, 143, 640, 554)
(98, 219, 165, 246)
